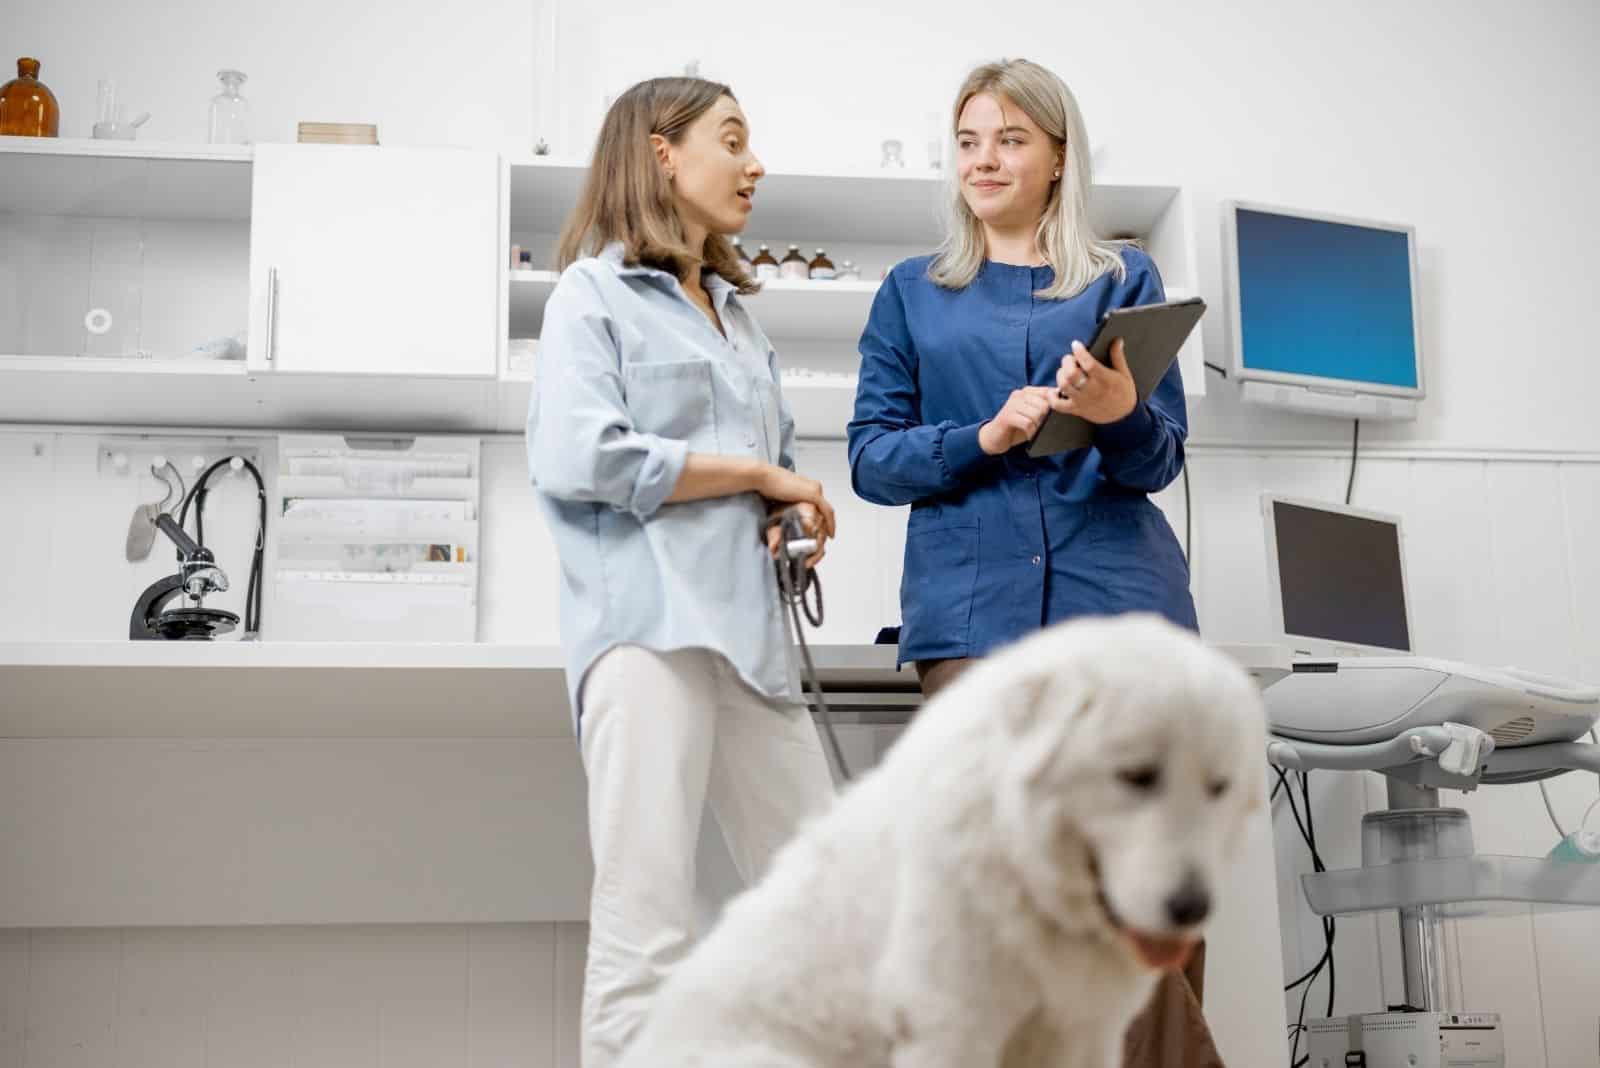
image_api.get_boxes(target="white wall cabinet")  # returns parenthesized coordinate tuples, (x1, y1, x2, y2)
(0, 139, 1201, 431)
(247, 144, 500, 378)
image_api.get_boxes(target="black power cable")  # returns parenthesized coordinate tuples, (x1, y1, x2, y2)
(1181, 461, 1192, 564)
(1345, 419, 1360, 506)
(1276, 766, 1336, 1068)
(1302, 771, 1337, 1020)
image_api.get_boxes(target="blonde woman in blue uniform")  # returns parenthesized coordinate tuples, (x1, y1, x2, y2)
(848, 58, 1217, 1068)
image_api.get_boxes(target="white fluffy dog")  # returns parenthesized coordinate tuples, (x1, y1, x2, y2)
(617, 614, 1268, 1068)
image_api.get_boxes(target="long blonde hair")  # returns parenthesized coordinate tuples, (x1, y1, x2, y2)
(929, 58, 1128, 300)
(556, 76, 756, 294)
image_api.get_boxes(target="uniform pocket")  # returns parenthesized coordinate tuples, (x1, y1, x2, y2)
(1081, 499, 1195, 625)
(900, 521, 980, 650)
(622, 359, 718, 452)
(1085, 499, 1178, 555)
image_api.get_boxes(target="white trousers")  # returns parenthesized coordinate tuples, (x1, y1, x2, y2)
(577, 644, 836, 1068)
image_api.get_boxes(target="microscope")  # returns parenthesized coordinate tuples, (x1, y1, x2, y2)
(129, 511, 239, 640)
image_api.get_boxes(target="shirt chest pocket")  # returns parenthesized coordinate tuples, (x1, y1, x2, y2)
(622, 359, 720, 453)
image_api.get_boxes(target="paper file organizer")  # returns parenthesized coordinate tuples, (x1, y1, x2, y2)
(271, 434, 481, 642)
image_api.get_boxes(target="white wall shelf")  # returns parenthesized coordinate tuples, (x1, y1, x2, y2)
(746, 278, 880, 342)
(0, 136, 252, 162)
(0, 358, 866, 436)
(0, 135, 252, 221)
(780, 371, 860, 433)
(506, 156, 1181, 253)
(0, 356, 503, 431)
(508, 158, 949, 246)
(0, 355, 245, 377)
(509, 267, 880, 344)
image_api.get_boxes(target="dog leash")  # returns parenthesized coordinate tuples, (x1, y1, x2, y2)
(773, 505, 851, 781)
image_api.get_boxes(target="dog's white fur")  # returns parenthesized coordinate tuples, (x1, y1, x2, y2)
(616, 614, 1268, 1068)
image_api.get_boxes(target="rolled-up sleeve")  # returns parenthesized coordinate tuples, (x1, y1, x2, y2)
(847, 269, 999, 506)
(1093, 257, 1189, 493)
(526, 267, 688, 519)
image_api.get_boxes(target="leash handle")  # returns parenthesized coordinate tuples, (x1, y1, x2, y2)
(779, 505, 817, 560)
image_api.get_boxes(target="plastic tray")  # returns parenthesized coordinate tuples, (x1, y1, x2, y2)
(1302, 854, 1600, 918)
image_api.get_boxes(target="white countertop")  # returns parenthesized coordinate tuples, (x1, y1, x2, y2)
(0, 640, 1288, 739)
(0, 641, 911, 738)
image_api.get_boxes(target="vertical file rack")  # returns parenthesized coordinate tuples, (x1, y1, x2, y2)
(271, 434, 482, 642)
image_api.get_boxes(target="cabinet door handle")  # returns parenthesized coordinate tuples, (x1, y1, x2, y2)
(265, 267, 279, 362)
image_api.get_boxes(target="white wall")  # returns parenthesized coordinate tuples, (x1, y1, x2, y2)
(9, 0, 537, 154)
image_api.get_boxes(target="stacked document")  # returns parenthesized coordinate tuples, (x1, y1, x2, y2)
(297, 121, 379, 145)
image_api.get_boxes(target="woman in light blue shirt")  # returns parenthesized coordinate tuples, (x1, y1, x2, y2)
(526, 77, 838, 1068)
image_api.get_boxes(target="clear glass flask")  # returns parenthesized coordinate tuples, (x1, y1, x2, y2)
(93, 79, 123, 139)
(207, 69, 251, 145)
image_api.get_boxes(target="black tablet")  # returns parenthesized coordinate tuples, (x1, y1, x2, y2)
(1027, 296, 1206, 458)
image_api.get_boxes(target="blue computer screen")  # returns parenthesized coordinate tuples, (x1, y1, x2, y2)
(1235, 208, 1419, 389)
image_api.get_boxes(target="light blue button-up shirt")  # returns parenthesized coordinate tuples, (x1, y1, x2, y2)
(527, 243, 799, 732)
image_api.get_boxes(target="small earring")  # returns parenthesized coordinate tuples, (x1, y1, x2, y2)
(1053, 170, 1062, 179)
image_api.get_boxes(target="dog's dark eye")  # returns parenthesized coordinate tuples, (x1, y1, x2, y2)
(1207, 778, 1230, 799)
(1118, 766, 1161, 792)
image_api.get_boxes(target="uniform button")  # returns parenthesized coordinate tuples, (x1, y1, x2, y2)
(1032, 555, 1042, 566)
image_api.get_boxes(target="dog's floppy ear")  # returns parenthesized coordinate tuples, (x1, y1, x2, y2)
(992, 667, 1098, 917)
(997, 640, 1101, 757)
(1000, 672, 1092, 788)
(993, 664, 1094, 850)
(997, 658, 1068, 740)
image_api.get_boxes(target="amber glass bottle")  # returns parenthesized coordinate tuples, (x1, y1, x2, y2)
(0, 58, 61, 137)
(752, 244, 780, 281)
(779, 244, 809, 280)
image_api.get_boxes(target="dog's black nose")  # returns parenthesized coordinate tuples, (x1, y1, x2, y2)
(1165, 875, 1210, 927)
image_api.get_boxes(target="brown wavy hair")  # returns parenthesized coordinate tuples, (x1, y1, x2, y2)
(556, 77, 757, 294)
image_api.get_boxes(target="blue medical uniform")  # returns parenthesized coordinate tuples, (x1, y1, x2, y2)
(847, 248, 1197, 667)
